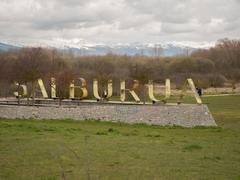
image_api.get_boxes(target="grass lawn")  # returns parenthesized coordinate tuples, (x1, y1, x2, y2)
(0, 96, 240, 179)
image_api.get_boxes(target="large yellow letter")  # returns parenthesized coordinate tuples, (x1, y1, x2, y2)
(93, 79, 113, 101)
(179, 78, 202, 104)
(120, 80, 140, 102)
(148, 79, 171, 103)
(31, 79, 48, 98)
(69, 78, 88, 99)
(13, 82, 28, 97)
(51, 77, 56, 98)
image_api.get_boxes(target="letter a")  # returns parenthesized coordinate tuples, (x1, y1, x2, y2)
(179, 78, 202, 104)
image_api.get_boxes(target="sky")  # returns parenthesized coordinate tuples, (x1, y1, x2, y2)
(0, 0, 239, 45)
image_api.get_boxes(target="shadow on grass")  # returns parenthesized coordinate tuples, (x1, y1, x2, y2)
(96, 128, 120, 136)
(0, 118, 222, 131)
(183, 144, 202, 152)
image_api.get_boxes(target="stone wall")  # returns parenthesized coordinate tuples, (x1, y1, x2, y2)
(0, 103, 217, 127)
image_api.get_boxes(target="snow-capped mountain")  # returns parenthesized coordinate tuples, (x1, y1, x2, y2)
(0, 39, 215, 56)
(0, 43, 20, 51)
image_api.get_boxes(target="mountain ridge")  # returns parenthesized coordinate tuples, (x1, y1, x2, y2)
(0, 40, 215, 56)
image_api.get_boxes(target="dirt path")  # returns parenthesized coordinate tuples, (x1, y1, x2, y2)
(203, 93, 240, 97)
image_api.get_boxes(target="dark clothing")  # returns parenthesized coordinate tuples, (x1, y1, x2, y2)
(196, 88, 202, 96)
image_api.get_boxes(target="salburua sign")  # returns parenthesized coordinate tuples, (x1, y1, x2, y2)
(12, 78, 202, 104)
(0, 78, 217, 127)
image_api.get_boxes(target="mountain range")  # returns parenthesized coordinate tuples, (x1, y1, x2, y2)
(0, 40, 214, 56)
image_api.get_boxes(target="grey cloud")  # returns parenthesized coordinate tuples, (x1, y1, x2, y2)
(0, 0, 239, 44)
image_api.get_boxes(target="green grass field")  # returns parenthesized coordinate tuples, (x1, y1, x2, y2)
(0, 96, 240, 179)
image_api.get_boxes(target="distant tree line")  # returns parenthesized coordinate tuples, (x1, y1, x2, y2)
(0, 38, 239, 98)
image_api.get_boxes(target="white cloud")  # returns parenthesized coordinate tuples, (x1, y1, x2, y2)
(0, 0, 239, 44)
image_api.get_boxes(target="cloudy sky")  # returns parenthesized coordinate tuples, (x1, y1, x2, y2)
(0, 0, 239, 45)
